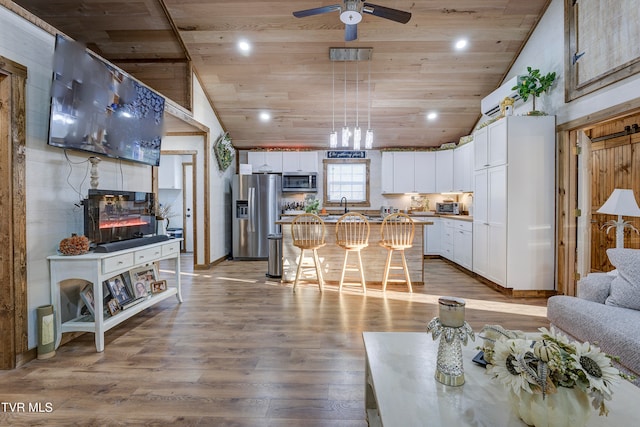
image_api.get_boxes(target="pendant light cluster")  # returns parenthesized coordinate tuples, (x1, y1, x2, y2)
(329, 47, 373, 149)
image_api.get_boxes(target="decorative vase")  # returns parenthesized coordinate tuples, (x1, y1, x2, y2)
(508, 387, 591, 427)
(426, 297, 474, 386)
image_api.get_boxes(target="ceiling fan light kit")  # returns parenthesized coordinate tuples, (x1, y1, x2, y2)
(293, 0, 411, 41)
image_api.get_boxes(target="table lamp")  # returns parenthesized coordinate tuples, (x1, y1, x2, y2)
(597, 188, 640, 248)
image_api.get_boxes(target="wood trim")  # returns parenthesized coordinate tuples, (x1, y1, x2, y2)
(557, 97, 640, 132)
(322, 158, 371, 207)
(0, 55, 27, 370)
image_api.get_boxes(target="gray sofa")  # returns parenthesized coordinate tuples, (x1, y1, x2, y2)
(547, 248, 640, 386)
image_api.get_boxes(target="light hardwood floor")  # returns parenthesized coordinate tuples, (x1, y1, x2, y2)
(0, 256, 549, 426)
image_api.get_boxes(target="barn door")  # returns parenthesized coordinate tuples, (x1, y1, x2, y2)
(587, 116, 640, 272)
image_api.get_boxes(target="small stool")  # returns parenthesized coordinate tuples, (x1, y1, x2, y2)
(291, 213, 326, 293)
(335, 212, 370, 294)
(379, 213, 415, 292)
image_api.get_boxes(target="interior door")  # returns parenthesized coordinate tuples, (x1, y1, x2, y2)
(589, 132, 640, 271)
(183, 163, 194, 253)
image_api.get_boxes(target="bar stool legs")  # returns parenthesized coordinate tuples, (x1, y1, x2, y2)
(381, 248, 413, 293)
(293, 248, 324, 294)
(339, 249, 367, 294)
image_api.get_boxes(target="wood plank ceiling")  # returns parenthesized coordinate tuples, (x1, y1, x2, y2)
(12, 0, 550, 149)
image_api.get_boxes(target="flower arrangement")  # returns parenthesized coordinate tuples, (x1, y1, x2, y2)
(214, 131, 234, 172)
(480, 326, 624, 417)
(59, 233, 90, 255)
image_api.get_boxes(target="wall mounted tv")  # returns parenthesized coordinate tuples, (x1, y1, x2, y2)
(48, 34, 165, 166)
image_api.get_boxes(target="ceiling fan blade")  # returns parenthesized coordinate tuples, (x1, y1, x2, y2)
(345, 24, 358, 41)
(293, 4, 341, 18)
(362, 3, 412, 24)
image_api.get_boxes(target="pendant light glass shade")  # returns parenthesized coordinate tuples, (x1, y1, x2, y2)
(365, 129, 374, 149)
(353, 127, 361, 150)
(341, 126, 350, 147)
(329, 131, 338, 148)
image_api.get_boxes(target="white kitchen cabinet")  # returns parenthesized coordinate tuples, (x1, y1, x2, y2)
(452, 221, 473, 270)
(453, 141, 473, 192)
(424, 218, 441, 255)
(435, 150, 454, 193)
(381, 152, 394, 194)
(472, 116, 555, 291)
(282, 151, 318, 173)
(440, 219, 454, 261)
(474, 119, 507, 171)
(393, 151, 415, 193)
(414, 151, 437, 193)
(158, 155, 182, 189)
(247, 151, 283, 173)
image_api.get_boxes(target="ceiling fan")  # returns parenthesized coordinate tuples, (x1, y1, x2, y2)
(293, 0, 412, 41)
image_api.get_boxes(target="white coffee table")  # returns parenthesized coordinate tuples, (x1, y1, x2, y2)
(363, 332, 637, 427)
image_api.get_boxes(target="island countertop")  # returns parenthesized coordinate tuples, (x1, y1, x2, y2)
(277, 214, 432, 287)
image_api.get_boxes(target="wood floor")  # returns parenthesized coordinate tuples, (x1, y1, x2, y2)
(0, 256, 549, 426)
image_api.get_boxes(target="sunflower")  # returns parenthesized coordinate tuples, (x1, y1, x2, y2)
(487, 338, 535, 394)
(570, 341, 619, 397)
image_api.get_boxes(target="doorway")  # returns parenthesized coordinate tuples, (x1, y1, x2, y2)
(158, 151, 197, 258)
(558, 105, 640, 295)
(577, 113, 640, 275)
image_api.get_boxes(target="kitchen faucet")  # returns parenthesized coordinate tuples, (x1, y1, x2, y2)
(340, 197, 348, 214)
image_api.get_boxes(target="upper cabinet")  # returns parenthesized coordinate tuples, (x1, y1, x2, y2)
(414, 151, 437, 193)
(158, 155, 182, 189)
(381, 151, 436, 193)
(453, 141, 474, 192)
(474, 119, 507, 170)
(282, 151, 318, 173)
(381, 152, 394, 194)
(435, 150, 454, 193)
(392, 152, 416, 193)
(247, 151, 283, 173)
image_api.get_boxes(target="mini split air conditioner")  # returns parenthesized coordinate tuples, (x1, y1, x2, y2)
(480, 75, 524, 117)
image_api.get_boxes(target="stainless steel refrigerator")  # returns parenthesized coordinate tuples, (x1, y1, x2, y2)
(232, 173, 281, 259)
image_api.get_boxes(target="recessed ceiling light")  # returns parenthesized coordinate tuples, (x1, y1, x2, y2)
(259, 112, 271, 122)
(455, 39, 468, 50)
(238, 40, 251, 52)
(427, 112, 438, 120)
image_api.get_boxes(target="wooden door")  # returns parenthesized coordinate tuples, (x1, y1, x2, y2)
(587, 118, 640, 272)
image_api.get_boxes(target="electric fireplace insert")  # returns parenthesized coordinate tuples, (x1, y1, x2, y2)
(83, 189, 156, 246)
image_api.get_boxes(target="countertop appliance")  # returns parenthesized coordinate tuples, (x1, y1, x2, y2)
(232, 174, 281, 259)
(436, 202, 461, 215)
(282, 172, 317, 192)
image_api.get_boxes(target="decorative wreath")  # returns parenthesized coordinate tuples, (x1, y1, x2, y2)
(214, 132, 234, 172)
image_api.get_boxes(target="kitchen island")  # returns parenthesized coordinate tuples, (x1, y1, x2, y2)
(276, 215, 433, 287)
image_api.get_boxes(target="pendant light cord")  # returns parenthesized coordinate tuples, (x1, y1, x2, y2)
(344, 59, 347, 127)
(367, 59, 371, 130)
(356, 59, 359, 128)
(332, 61, 335, 132)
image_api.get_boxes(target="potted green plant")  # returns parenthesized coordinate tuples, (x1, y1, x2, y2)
(512, 66, 556, 115)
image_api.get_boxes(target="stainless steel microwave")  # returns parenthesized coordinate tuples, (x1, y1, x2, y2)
(282, 172, 318, 192)
(436, 202, 461, 215)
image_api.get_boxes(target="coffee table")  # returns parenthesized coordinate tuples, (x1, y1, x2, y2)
(363, 332, 637, 426)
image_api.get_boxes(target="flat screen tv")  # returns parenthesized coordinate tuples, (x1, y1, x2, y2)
(48, 34, 165, 166)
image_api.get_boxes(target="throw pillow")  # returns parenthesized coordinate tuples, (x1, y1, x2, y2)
(605, 248, 640, 310)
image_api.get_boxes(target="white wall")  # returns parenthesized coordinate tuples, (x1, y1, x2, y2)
(499, 0, 640, 125)
(0, 5, 154, 348)
(191, 77, 235, 261)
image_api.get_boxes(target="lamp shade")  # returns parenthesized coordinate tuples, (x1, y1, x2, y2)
(597, 189, 640, 217)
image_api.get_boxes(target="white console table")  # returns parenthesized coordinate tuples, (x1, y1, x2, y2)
(48, 239, 183, 352)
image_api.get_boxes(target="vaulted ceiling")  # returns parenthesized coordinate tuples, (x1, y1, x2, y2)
(13, 0, 551, 149)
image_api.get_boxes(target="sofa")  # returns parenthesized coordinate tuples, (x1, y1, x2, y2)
(547, 248, 640, 386)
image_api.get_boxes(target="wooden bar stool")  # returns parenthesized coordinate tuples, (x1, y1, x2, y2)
(379, 213, 415, 292)
(335, 212, 370, 294)
(291, 213, 326, 293)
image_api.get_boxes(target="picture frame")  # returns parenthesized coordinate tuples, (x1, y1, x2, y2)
(151, 280, 168, 294)
(129, 265, 158, 295)
(106, 298, 120, 316)
(104, 274, 132, 305)
(79, 284, 96, 316)
(132, 280, 149, 299)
